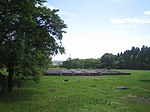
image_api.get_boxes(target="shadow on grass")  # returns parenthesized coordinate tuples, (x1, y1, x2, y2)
(139, 80, 150, 83)
(0, 88, 43, 104)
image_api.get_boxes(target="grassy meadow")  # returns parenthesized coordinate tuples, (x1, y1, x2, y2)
(0, 70, 150, 112)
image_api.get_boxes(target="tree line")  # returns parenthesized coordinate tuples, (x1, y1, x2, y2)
(61, 45, 150, 70)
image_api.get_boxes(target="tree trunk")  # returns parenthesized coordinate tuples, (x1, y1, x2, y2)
(0, 67, 14, 94)
(0, 73, 7, 94)
(7, 67, 14, 92)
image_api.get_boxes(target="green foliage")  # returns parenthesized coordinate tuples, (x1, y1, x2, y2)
(101, 53, 115, 68)
(61, 58, 101, 69)
(61, 46, 150, 70)
(116, 46, 150, 69)
(0, 70, 149, 112)
(0, 68, 8, 76)
(0, 0, 66, 93)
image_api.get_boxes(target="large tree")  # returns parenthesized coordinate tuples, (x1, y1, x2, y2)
(0, 0, 67, 94)
(101, 53, 115, 69)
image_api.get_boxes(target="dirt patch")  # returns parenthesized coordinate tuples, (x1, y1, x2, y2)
(116, 86, 129, 90)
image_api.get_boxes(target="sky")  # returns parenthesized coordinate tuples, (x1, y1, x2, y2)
(46, 0, 150, 61)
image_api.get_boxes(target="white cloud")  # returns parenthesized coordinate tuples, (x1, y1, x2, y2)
(111, 18, 150, 24)
(44, 3, 79, 21)
(111, 11, 150, 24)
(52, 30, 150, 60)
(143, 11, 150, 15)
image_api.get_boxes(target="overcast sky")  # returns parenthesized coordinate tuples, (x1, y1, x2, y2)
(46, 0, 150, 61)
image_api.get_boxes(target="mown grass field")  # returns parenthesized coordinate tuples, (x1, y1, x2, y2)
(0, 70, 150, 112)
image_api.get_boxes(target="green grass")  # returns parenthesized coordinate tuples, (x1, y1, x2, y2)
(0, 70, 150, 112)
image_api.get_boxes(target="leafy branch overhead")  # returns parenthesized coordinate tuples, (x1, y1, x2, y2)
(0, 0, 67, 94)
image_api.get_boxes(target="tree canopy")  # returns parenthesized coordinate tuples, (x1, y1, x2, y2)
(61, 58, 101, 69)
(61, 46, 150, 70)
(0, 0, 67, 94)
(101, 53, 115, 68)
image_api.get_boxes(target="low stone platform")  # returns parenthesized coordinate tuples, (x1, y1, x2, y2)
(45, 69, 131, 76)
